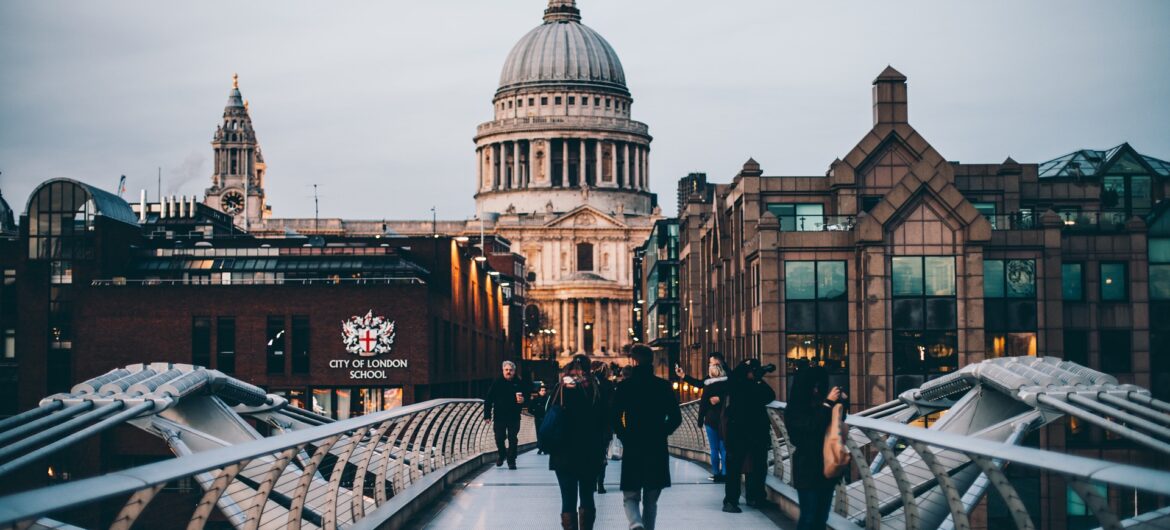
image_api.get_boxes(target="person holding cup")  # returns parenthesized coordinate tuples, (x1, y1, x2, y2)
(484, 360, 529, 469)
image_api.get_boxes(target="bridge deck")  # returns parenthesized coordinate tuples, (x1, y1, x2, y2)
(414, 450, 786, 529)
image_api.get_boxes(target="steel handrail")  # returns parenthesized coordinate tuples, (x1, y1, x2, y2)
(0, 398, 505, 527)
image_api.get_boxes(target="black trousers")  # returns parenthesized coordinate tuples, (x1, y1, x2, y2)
(724, 445, 768, 505)
(493, 416, 521, 463)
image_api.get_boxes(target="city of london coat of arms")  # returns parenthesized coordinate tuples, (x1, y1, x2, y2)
(342, 310, 396, 357)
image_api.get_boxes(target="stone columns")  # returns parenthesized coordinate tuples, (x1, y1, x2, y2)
(633, 146, 641, 191)
(561, 139, 569, 187)
(512, 141, 520, 190)
(594, 298, 602, 354)
(542, 138, 551, 187)
(579, 140, 587, 186)
(577, 299, 585, 354)
(609, 142, 618, 187)
(623, 143, 630, 189)
(607, 299, 616, 354)
(561, 300, 569, 353)
(476, 147, 483, 191)
(595, 140, 602, 186)
(494, 143, 502, 190)
(644, 147, 649, 189)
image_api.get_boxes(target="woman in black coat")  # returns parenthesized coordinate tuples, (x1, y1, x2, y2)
(785, 365, 847, 530)
(547, 355, 609, 530)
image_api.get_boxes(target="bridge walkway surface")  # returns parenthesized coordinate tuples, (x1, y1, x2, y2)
(412, 450, 789, 529)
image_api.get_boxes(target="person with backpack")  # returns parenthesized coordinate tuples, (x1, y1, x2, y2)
(611, 344, 682, 530)
(785, 365, 848, 530)
(543, 354, 610, 530)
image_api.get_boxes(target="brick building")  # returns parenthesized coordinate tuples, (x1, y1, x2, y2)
(674, 66, 1170, 527)
(2, 177, 523, 486)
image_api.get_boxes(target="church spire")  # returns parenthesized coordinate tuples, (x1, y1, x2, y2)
(543, 0, 580, 23)
(226, 73, 245, 109)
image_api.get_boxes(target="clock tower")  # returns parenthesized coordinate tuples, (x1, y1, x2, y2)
(204, 74, 268, 228)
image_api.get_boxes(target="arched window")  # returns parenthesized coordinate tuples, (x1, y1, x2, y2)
(577, 242, 593, 272)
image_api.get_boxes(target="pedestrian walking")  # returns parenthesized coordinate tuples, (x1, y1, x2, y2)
(547, 354, 609, 530)
(531, 384, 549, 455)
(483, 360, 528, 469)
(611, 345, 682, 530)
(721, 358, 777, 513)
(675, 352, 730, 482)
(786, 366, 847, 530)
(592, 360, 615, 494)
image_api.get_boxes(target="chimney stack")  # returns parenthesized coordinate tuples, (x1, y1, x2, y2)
(872, 65, 908, 126)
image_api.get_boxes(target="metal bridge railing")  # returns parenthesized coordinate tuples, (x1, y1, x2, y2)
(0, 399, 535, 530)
(667, 400, 1170, 530)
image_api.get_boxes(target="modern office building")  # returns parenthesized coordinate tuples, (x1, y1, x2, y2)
(632, 218, 681, 377)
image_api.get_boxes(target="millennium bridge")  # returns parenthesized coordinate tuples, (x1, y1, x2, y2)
(0, 357, 1168, 529)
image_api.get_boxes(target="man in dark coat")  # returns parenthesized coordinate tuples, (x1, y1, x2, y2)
(483, 360, 528, 469)
(612, 345, 682, 530)
(530, 384, 549, 455)
(722, 358, 777, 513)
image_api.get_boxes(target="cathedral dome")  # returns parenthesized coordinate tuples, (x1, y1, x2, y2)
(497, 1, 627, 96)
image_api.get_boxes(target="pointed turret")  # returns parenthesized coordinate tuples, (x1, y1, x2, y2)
(204, 74, 268, 228)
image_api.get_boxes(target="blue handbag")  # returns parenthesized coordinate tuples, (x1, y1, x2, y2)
(538, 388, 568, 454)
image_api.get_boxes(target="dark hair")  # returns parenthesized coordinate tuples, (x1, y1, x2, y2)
(707, 351, 724, 361)
(787, 366, 829, 411)
(628, 344, 653, 366)
(564, 354, 591, 375)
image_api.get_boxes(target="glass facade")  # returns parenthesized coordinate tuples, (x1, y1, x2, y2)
(984, 259, 1038, 358)
(784, 261, 847, 391)
(892, 257, 957, 392)
(767, 203, 825, 232)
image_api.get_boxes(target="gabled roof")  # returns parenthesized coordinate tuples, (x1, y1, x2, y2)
(542, 204, 627, 229)
(1038, 143, 1170, 178)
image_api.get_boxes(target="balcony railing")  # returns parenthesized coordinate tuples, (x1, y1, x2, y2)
(1059, 211, 1131, 232)
(0, 399, 535, 529)
(985, 212, 1039, 230)
(775, 215, 856, 232)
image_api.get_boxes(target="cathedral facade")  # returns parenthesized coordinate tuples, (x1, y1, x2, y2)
(222, 0, 658, 360)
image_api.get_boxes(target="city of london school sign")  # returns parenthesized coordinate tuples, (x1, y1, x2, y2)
(333, 310, 407, 378)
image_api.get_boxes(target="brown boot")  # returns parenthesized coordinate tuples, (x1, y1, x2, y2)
(561, 512, 577, 530)
(578, 507, 596, 530)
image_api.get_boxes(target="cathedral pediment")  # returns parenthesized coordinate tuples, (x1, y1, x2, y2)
(543, 205, 628, 229)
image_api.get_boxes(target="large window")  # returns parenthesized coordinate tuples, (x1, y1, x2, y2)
(1100, 330, 1131, 373)
(1062, 263, 1084, 301)
(984, 259, 1038, 358)
(1100, 263, 1128, 301)
(217, 317, 236, 374)
(892, 257, 957, 392)
(1064, 330, 1089, 366)
(192, 317, 211, 367)
(576, 242, 593, 271)
(309, 387, 402, 420)
(292, 316, 310, 375)
(767, 203, 825, 232)
(784, 261, 847, 390)
(973, 202, 997, 229)
(266, 316, 286, 375)
(1151, 240, 1170, 301)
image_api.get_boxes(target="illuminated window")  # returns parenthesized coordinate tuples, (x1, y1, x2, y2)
(1100, 263, 1127, 301)
(892, 257, 957, 391)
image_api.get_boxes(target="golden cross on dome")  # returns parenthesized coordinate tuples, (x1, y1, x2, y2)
(232, 73, 239, 89)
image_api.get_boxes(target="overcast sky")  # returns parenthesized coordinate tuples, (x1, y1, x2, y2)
(1, 0, 1168, 220)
